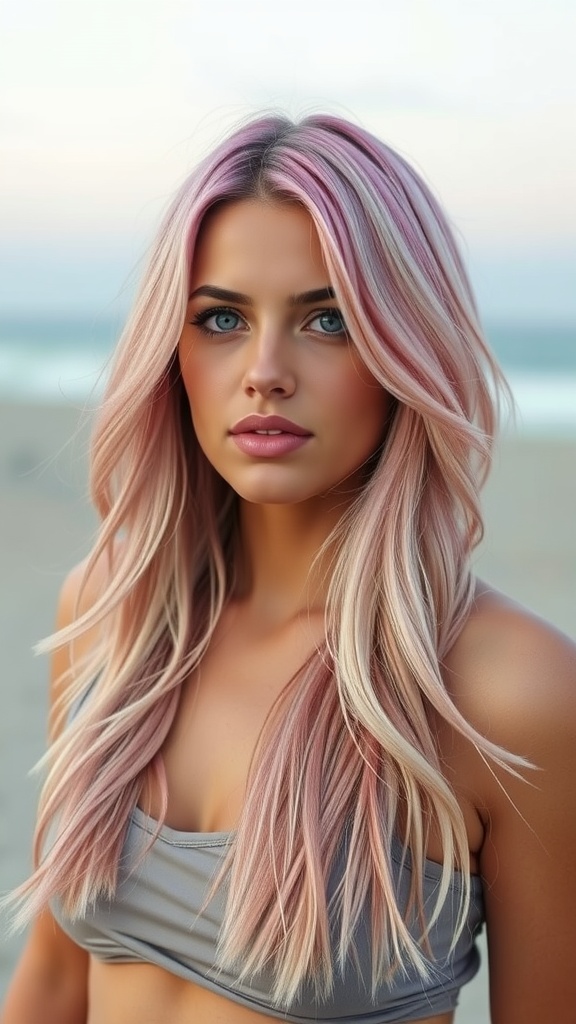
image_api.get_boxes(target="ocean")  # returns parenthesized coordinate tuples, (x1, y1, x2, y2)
(1, 315, 575, 436)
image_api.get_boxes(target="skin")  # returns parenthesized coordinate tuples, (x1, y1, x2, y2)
(3, 200, 576, 1024)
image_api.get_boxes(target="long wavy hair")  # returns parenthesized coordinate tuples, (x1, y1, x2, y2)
(10, 113, 528, 1004)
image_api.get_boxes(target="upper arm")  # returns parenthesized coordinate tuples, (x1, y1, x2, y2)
(42, 563, 98, 949)
(447, 594, 576, 1023)
(2, 563, 96, 1020)
(481, 630, 576, 1023)
(1, 910, 89, 1023)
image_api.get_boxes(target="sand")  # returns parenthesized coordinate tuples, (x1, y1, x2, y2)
(1, 399, 575, 1019)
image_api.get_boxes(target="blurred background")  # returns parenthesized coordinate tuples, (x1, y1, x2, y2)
(1, 2, 575, 1019)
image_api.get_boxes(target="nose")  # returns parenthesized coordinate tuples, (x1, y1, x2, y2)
(241, 326, 296, 399)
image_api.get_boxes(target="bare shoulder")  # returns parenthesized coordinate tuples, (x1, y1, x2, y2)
(443, 580, 576, 758)
(50, 543, 119, 738)
(55, 539, 119, 627)
(444, 582, 576, 1023)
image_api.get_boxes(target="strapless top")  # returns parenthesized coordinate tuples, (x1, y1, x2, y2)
(52, 804, 484, 1023)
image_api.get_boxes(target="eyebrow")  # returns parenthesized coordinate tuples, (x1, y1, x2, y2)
(188, 285, 336, 306)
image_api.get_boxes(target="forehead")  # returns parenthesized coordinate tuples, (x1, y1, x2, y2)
(190, 199, 330, 292)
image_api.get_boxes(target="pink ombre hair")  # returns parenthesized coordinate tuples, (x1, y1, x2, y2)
(9, 113, 529, 1003)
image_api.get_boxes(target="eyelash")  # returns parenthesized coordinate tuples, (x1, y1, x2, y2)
(190, 307, 246, 337)
(189, 306, 347, 338)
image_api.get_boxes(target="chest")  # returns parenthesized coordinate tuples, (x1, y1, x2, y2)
(140, 611, 484, 871)
(146, 610, 324, 833)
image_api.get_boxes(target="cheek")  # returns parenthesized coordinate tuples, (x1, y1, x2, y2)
(179, 347, 217, 416)
(339, 372, 391, 442)
(178, 353, 234, 467)
(334, 349, 388, 418)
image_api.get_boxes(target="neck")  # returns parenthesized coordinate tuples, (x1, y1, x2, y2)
(234, 495, 352, 624)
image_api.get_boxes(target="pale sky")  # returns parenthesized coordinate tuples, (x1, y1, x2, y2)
(1, 0, 575, 319)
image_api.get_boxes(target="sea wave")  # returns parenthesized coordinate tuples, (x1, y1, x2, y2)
(0, 348, 111, 402)
(504, 374, 576, 436)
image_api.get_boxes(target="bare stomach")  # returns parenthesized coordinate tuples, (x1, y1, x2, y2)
(88, 960, 454, 1024)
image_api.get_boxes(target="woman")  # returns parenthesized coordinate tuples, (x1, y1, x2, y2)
(2, 113, 575, 1024)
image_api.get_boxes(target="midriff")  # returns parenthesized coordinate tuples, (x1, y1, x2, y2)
(88, 959, 455, 1024)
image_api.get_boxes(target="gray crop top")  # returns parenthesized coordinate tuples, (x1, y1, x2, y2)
(52, 803, 484, 1023)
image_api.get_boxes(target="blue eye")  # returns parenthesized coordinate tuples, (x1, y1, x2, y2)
(191, 307, 245, 335)
(308, 310, 346, 335)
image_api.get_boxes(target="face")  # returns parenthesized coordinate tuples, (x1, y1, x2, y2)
(178, 199, 391, 507)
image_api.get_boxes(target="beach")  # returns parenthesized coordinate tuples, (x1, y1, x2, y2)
(1, 399, 575, 1020)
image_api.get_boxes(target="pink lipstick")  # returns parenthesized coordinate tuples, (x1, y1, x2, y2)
(229, 415, 312, 457)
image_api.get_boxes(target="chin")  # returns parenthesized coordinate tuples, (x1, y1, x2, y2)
(233, 487, 311, 506)
(215, 465, 312, 505)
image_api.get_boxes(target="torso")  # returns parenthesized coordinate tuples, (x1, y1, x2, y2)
(76, 591, 489, 1024)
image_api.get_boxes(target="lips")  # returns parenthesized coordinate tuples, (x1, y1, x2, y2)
(229, 415, 312, 458)
(229, 415, 312, 437)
